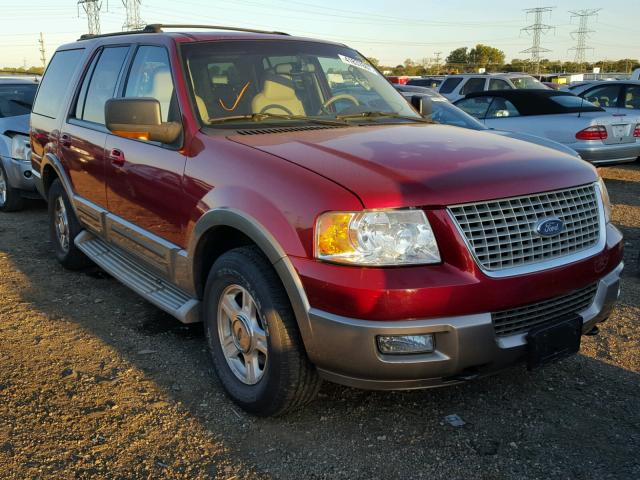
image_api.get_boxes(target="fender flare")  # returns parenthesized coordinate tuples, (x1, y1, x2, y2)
(189, 208, 316, 355)
(39, 153, 77, 211)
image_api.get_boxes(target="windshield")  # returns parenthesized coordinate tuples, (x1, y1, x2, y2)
(510, 76, 547, 89)
(181, 40, 420, 126)
(0, 83, 37, 118)
(430, 101, 486, 130)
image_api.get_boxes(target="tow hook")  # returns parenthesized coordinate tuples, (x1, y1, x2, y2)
(585, 326, 600, 336)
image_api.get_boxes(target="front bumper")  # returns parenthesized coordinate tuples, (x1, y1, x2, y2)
(0, 155, 37, 192)
(573, 142, 640, 165)
(308, 261, 623, 390)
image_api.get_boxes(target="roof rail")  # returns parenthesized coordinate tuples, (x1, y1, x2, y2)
(143, 24, 290, 36)
(78, 23, 289, 41)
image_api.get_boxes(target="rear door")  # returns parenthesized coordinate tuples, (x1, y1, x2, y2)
(104, 45, 187, 257)
(61, 45, 130, 208)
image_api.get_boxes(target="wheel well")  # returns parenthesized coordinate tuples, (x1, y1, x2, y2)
(42, 164, 59, 197)
(195, 226, 256, 298)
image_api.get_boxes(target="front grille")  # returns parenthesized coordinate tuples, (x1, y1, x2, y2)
(492, 283, 598, 336)
(449, 185, 600, 272)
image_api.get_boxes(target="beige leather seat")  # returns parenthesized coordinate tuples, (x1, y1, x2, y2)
(252, 72, 305, 116)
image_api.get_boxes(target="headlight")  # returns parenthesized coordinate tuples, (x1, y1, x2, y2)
(596, 178, 611, 223)
(315, 209, 441, 266)
(10, 134, 31, 161)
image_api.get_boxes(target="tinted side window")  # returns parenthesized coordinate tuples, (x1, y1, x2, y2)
(582, 84, 621, 108)
(124, 46, 176, 122)
(74, 53, 100, 119)
(82, 47, 129, 124)
(32, 49, 84, 118)
(455, 96, 494, 119)
(439, 77, 463, 94)
(488, 79, 510, 91)
(460, 77, 486, 95)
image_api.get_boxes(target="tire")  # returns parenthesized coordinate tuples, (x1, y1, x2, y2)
(47, 179, 91, 270)
(203, 246, 321, 416)
(0, 163, 24, 212)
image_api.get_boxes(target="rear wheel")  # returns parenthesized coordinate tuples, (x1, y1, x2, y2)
(203, 246, 321, 416)
(47, 179, 90, 270)
(0, 163, 24, 212)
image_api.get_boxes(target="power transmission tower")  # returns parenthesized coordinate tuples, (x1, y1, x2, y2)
(122, 0, 144, 31)
(521, 7, 555, 75)
(78, 0, 103, 36)
(569, 9, 601, 68)
(38, 32, 46, 68)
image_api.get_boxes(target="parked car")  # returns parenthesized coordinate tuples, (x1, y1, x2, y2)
(0, 77, 40, 211)
(31, 24, 623, 416)
(406, 77, 444, 89)
(395, 87, 581, 157)
(454, 89, 640, 165)
(438, 73, 549, 101)
(393, 83, 448, 101)
(568, 80, 640, 115)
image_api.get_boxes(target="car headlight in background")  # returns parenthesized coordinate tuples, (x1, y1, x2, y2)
(10, 134, 31, 161)
(315, 209, 441, 266)
(597, 178, 612, 223)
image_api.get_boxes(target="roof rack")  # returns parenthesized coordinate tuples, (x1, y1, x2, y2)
(78, 23, 289, 41)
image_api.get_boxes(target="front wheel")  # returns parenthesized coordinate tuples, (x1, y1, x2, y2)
(0, 163, 24, 212)
(203, 246, 320, 416)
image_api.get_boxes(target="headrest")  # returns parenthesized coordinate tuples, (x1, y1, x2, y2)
(262, 75, 297, 99)
(151, 68, 173, 97)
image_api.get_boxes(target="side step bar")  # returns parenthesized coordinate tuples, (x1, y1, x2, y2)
(75, 231, 200, 323)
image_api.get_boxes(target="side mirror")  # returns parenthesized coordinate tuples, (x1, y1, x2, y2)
(410, 95, 433, 116)
(105, 98, 181, 144)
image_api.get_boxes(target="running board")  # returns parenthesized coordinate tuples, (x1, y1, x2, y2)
(75, 231, 200, 323)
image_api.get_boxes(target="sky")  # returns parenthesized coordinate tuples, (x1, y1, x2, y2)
(1, 0, 638, 68)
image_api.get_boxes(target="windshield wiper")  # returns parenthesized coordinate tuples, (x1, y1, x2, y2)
(336, 111, 431, 123)
(207, 112, 348, 126)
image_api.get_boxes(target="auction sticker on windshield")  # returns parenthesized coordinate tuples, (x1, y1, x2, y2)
(338, 54, 377, 74)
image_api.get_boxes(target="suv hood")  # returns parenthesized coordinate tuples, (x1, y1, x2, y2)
(229, 124, 597, 208)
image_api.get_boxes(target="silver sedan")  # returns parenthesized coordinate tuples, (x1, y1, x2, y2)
(454, 89, 640, 165)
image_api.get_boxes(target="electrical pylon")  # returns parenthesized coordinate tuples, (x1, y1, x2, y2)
(521, 7, 555, 75)
(77, 0, 102, 36)
(569, 9, 601, 67)
(122, 0, 144, 31)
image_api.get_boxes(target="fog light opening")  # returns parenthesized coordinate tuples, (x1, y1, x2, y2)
(377, 334, 434, 355)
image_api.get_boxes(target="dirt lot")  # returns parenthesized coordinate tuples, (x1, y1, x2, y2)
(0, 164, 639, 480)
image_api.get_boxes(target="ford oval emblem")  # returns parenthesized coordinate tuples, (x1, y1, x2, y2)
(535, 218, 565, 237)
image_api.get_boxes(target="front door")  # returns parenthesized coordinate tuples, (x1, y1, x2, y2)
(104, 45, 187, 271)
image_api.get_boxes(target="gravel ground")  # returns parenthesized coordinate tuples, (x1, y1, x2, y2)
(0, 164, 638, 480)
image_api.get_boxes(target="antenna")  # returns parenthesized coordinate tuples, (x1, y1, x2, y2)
(569, 9, 601, 69)
(77, 0, 103, 36)
(521, 7, 555, 76)
(38, 32, 46, 68)
(122, 0, 145, 31)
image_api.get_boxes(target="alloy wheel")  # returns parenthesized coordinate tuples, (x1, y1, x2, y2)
(54, 196, 70, 252)
(217, 284, 269, 385)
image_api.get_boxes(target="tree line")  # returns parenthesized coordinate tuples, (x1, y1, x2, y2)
(0, 66, 45, 75)
(368, 44, 639, 76)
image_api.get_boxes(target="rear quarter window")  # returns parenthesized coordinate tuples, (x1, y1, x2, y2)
(32, 49, 85, 118)
(460, 78, 487, 95)
(439, 77, 463, 94)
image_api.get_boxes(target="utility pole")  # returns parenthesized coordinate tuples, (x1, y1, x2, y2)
(569, 9, 601, 70)
(122, 0, 144, 31)
(38, 32, 46, 68)
(77, 0, 103, 36)
(433, 51, 442, 74)
(521, 7, 554, 76)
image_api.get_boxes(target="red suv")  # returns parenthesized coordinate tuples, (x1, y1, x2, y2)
(30, 25, 624, 416)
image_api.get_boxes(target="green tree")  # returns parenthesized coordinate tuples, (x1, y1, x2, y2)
(446, 47, 469, 65)
(468, 44, 505, 67)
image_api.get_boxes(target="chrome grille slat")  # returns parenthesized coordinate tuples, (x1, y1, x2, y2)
(492, 284, 598, 336)
(449, 185, 600, 272)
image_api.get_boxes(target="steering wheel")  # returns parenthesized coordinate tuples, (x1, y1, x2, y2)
(260, 105, 295, 116)
(322, 94, 360, 110)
